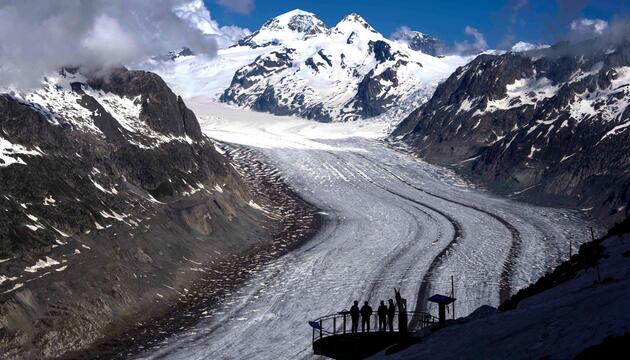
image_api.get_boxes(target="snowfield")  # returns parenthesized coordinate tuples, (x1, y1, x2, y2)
(136, 100, 594, 360)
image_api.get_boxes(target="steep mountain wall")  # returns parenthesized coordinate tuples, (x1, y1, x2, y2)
(0, 68, 292, 358)
(395, 40, 630, 224)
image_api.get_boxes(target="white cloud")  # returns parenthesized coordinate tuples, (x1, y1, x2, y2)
(453, 26, 488, 55)
(0, 0, 248, 90)
(570, 18, 609, 36)
(174, 0, 250, 47)
(80, 15, 143, 68)
(390, 26, 414, 41)
(511, 41, 550, 52)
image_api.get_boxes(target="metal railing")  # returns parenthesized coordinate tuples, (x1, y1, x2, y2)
(311, 311, 437, 343)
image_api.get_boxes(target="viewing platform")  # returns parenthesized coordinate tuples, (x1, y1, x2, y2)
(310, 310, 438, 360)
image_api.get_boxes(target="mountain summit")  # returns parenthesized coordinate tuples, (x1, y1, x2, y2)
(220, 10, 467, 122)
(237, 9, 328, 48)
(333, 13, 377, 34)
(391, 29, 443, 56)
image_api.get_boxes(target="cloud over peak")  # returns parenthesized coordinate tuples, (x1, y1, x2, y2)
(570, 18, 609, 36)
(452, 26, 488, 55)
(0, 0, 247, 90)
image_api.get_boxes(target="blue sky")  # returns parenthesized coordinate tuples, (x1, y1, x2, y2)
(205, 0, 630, 48)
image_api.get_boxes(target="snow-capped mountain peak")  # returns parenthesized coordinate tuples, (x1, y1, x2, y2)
(390, 29, 443, 56)
(148, 10, 469, 123)
(237, 9, 328, 48)
(333, 13, 377, 35)
(218, 11, 468, 122)
(263, 9, 327, 33)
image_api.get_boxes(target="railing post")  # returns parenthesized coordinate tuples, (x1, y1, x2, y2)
(319, 319, 323, 339)
(374, 313, 377, 332)
(343, 314, 347, 334)
(333, 316, 336, 335)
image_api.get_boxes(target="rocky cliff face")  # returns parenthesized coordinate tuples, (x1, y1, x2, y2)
(0, 68, 286, 358)
(219, 10, 467, 122)
(394, 39, 630, 224)
(391, 30, 443, 56)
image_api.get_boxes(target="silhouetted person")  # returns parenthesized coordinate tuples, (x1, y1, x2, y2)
(394, 288, 408, 333)
(350, 300, 360, 333)
(360, 301, 373, 332)
(377, 301, 388, 331)
(387, 299, 396, 332)
(394, 288, 407, 311)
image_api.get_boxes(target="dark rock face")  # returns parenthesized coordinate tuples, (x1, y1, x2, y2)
(353, 67, 400, 117)
(407, 33, 442, 56)
(223, 49, 294, 93)
(219, 47, 335, 122)
(391, 30, 443, 56)
(0, 68, 283, 358)
(87, 69, 203, 140)
(317, 50, 333, 67)
(395, 39, 630, 224)
(370, 40, 394, 63)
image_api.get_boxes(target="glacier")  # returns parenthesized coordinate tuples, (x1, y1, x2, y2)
(133, 100, 594, 359)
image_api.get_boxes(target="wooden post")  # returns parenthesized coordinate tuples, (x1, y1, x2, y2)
(319, 319, 323, 339)
(569, 239, 572, 258)
(451, 275, 455, 320)
(333, 316, 336, 335)
(343, 314, 347, 334)
(595, 261, 601, 283)
(589, 227, 595, 241)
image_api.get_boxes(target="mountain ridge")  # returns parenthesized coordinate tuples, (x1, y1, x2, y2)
(217, 9, 466, 122)
(394, 38, 630, 224)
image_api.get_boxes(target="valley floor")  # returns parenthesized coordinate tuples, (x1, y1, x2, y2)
(136, 101, 595, 359)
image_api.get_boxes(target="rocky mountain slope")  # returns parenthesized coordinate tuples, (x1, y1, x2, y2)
(394, 39, 630, 224)
(0, 68, 298, 358)
(220, 10, 466, 122)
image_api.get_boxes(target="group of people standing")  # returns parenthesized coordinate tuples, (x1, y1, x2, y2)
(348, 299, 396, 333)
